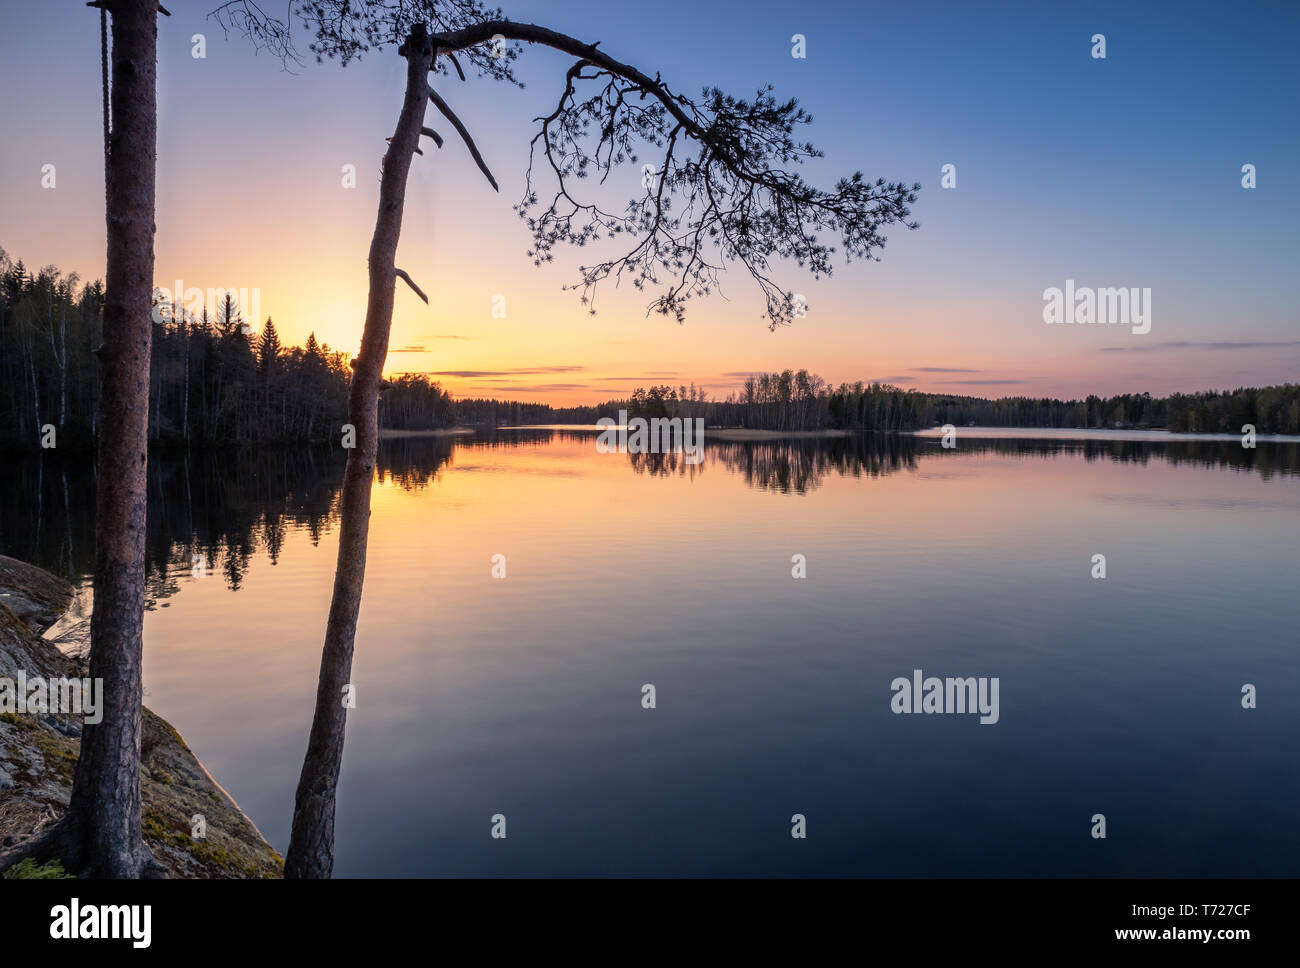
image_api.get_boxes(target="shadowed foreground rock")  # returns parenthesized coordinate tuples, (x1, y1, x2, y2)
(0, 556, 281, 878)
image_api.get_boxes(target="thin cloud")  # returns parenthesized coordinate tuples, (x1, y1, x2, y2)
(467, 383, 594, 393)
(939, 379, 1025, 385)
(428, 366, 586, 377)
(912, 366, 981, 372)
(1098, 340, 1300, 353)
(717, 373, 916, 384)
(600, 374, 687, 382)
(390, 336, 471, 352)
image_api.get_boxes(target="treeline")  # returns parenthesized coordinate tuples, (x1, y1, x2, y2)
(6, 254, 1297, 443)
(603, 371, 1300, 435)
(0, 251, 353, 448)
(370, 374, 597, 428)
(593, 373, 935, 432)
(923, 387, 1300, 434)
(0, 253, 562, 448)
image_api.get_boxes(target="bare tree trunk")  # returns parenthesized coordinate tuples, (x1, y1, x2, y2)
(0, 0, 162, 879)
(284, 25, 433, 879)
(181, 310, 190, 443)
(28, 352, 40, 439)
(71, 0, 162, 878)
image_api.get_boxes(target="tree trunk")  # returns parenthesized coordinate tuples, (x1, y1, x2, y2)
(71, 0, 162, 878)
(0, 0, 162, 879)
(284, 25, 433, 879)
(182, 312, 190, 443)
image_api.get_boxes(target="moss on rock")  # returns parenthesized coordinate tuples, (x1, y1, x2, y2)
(0, 556, 282, 878)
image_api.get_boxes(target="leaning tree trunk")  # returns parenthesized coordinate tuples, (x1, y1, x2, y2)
(284, 25, 434, 879)
(0, 0, 161, 879)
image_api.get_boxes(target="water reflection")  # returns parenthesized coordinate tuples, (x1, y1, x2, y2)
(2, 430, 1297, 591)
(5, 428, 1297, 875)
(1, 447, 347, 594)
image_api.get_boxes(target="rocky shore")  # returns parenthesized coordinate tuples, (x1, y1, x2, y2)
(0, 555, 282, 878)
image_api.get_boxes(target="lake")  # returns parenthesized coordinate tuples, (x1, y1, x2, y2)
(4, 428, 1298, 876)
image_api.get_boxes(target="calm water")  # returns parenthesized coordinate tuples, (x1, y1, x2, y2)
(4, 430, 1299, 876)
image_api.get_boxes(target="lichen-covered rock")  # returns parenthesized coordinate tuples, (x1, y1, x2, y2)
(0, 558, 282, 878)
(0, 557, 74, 638)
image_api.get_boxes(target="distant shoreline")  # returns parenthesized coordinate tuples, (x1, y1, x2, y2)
(705, 428, 850, 440)
(490, 425, 852, 440)
(910, 426, 1300, 443)
(379, 427, 477, 439)
(387, 424, 1300, 444)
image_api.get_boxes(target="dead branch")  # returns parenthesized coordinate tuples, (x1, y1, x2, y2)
(394, 268, 429, 304)
(429, 88, 499, 192)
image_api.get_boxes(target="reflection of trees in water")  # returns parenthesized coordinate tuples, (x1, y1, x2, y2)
(2, 429, 1295, 594)
(627, 450, 707, 481)
(375, 436, 457, 491)
(477, 428, 596, 447)
(710, 434, 1300, 494)
(0, 456, 94, 585)
(1, 439, 468, 592)
(710, 435, 920, 494)
(375, 431, 602, 489)
(144, 448, 351, 602)
(924, 436, 1300, 481)
(1, 448, 349, 595)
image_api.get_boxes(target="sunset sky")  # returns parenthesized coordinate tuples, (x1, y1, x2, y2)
(1, 0, 1297, 405)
